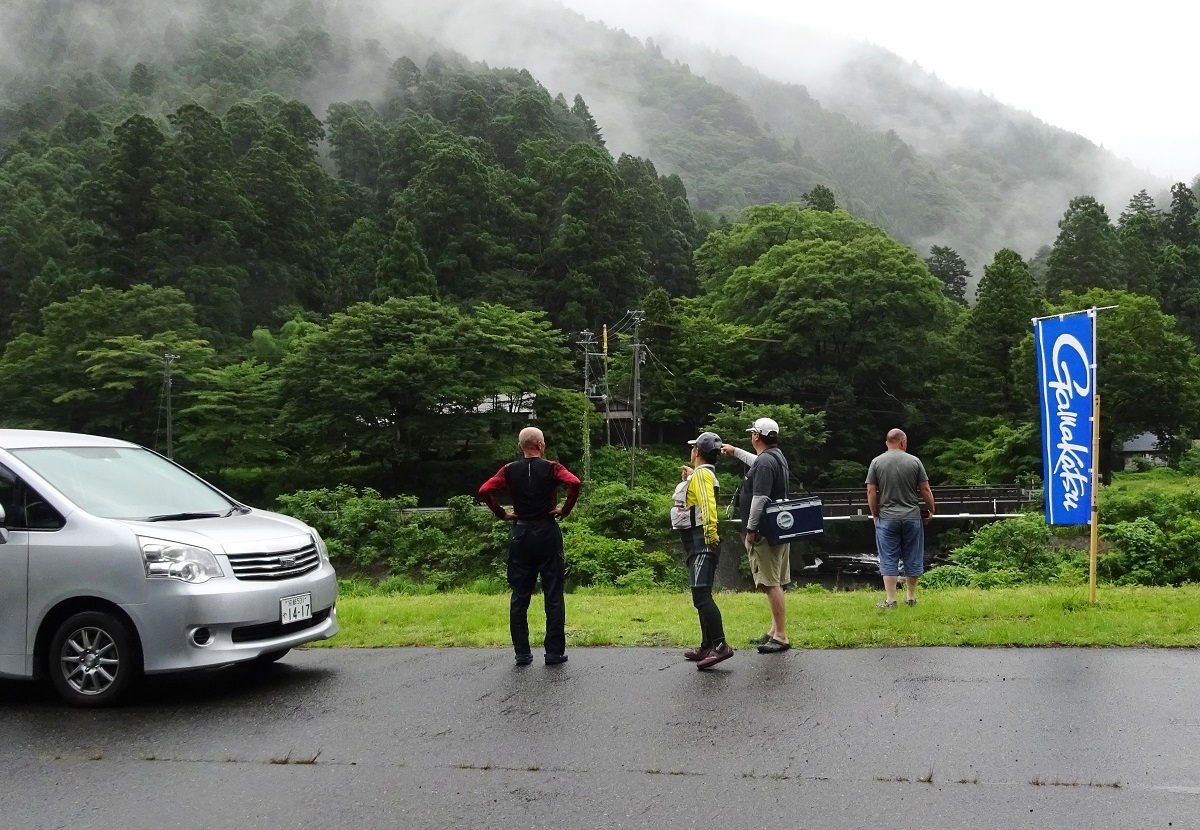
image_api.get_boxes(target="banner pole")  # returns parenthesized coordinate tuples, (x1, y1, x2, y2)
(1089, 305, 1100, 605)
(1089, 390, 1099, 604)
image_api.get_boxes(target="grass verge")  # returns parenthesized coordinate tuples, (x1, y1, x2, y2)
(315, 584, 1200, 649)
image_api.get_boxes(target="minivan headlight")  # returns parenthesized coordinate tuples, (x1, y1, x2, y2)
(139, 537, 223, 583)
(312, 529, 330, 563)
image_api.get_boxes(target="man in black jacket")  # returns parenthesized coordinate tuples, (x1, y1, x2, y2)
(478, 427, 581, 666)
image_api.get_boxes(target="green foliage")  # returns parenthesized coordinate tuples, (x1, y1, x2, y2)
(925, 418, 1039, 485)
(561, 522, 681, 588)
(694, 203, 955, 465)
(1051, 289, 1200, 479)
(968, 568, 1024, 590)
(920, 565, 975, 590)
(580, 482, 673, 543)
(1098, 486, 1200, 585)
(274, 484, 506, 586)
(950, 513, 1060, 583)
(273, 486, 413, 567)
(1176, 447, 1200, 476)
(924, 245, 970, 305)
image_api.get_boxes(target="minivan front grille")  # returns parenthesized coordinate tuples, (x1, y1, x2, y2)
(226, 543, 320, 581)
(231, 608, 331, 642)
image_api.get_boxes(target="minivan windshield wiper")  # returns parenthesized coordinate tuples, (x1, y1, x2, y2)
(144, 511, 224, 522)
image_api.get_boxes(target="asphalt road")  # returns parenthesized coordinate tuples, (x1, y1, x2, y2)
(1, 646, 1196, 829)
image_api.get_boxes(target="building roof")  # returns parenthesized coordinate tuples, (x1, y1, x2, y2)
(1121, 432, 1162, 453)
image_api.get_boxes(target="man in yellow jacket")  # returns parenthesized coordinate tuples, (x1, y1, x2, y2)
(674, 432, 734, 670)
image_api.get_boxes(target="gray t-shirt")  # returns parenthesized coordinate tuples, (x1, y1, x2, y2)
(865, 450, 928, 520)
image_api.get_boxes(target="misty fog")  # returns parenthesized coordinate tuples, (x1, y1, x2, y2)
(0, 0, 1176, 281)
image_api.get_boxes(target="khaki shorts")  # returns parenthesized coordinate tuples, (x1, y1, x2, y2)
(746, 537, 791, 587)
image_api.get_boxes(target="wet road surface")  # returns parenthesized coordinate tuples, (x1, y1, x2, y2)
(1, 646, 1197, 829)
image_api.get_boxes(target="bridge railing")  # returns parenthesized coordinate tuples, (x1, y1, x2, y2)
(799, 485, 1033, 519)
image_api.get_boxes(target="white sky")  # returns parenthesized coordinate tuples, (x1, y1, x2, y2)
(557, 0, 1200, 183)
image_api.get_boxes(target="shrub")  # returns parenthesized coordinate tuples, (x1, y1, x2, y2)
(275, 486, 417, 569)
(969, 568, 1022, 589)
(1176, 447, 1200, 476)
(581, 482, 674, 543)
(614, 567, 660, 592)
(1100, 515, 1200, 586)
(951, 513, 1054, 582)
(561, 523, 682, 587)
(920, 564, 974, 590)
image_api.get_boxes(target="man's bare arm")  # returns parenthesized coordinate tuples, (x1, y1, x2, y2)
(866, 483, 879, 521)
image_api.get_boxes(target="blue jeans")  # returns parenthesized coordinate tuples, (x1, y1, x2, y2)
(876, 518, 925, 577)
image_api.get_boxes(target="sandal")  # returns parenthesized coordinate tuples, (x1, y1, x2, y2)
(756, 637, 791, 654)
(875, 600, 898, 609)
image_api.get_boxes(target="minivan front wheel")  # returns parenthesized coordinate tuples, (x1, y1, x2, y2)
(49, 611, 139, 707)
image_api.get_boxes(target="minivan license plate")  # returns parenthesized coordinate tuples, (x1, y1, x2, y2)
(280, 594, 312, 624)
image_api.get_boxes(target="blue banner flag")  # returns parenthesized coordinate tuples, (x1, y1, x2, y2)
(1034, 312, 1095, 525)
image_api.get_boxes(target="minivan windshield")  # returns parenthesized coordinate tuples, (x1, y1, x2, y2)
(11, 446, 235, 521)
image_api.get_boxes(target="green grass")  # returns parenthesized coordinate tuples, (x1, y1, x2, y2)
(316, 585, 1200, 649)
(1107, 468, 1200, 497)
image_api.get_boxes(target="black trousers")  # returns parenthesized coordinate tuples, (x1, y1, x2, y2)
(508, 521, 566, 657)
(679, 527, 724, 648)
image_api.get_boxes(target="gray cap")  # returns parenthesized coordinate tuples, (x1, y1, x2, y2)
(688, 431, 723, 454)
(747, 417, 780, 437)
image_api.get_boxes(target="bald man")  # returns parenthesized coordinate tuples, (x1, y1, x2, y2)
(866, 429, 936, 608)
(478, 427, 581, 665)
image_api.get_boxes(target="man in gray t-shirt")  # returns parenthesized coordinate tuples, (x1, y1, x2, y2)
(865, 429, 936, 609)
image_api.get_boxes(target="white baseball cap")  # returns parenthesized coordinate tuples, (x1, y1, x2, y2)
(747, 417, 780, 437)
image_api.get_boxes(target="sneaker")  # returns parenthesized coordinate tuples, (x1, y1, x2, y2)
(696, 642, 734, 670)
(749, 632, 771, 646)
(545, 653, 569, 665)
(515, 653, 533, 666)
(904, 598, 917, 607)
(876, 599, 898, 609)
(756, 637, 791, 654)
(684, 647, 710, 661)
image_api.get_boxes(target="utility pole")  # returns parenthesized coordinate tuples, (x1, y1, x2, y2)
(577, 330, 596, 486)
(630, 310, 644, 488)
(162, 352, 180, 459)
(602, 324, 610, 446)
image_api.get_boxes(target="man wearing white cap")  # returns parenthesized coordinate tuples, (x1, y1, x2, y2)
(722, 416, 792, 653)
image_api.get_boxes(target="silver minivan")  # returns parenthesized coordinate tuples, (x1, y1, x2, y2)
(0, 429, 339, 706)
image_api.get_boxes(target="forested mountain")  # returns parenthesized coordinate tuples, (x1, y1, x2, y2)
(325, 0, 1166, 270)
(668, 39, 1163, 272)
(0, 0, 1169, 272)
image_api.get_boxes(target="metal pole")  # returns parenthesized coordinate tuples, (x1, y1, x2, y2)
(630, 311, 643, 488)
(163, 352, 179, 459)
(602, 325, 610, 446)
(1089, 306, 1100, 604)
(1089, 390, 1100, 604)
(578, 330, 594, 488)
